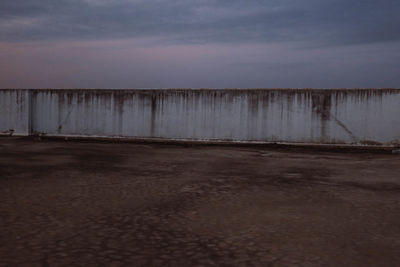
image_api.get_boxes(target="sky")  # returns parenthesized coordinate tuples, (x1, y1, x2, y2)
(1, 0, 400, 88)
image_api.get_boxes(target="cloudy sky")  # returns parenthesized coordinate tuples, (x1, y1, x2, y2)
(1, 0, 399, 88)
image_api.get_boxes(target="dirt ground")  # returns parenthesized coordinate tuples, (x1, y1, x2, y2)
(1, 137, 400, 267)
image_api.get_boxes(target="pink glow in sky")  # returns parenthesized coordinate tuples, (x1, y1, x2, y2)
(1, 39, 399, 88)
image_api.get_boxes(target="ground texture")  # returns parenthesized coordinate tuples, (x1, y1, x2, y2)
(1, 138, 400, 267)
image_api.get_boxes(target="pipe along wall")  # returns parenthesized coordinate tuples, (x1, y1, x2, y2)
(1, 89, 399, 146)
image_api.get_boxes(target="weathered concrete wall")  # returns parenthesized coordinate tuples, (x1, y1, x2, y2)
(1, 89, 400, 145)
(0, 89, 30, 135)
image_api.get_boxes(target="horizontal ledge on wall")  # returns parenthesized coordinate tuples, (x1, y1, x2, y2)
(1, 135, 396, 154)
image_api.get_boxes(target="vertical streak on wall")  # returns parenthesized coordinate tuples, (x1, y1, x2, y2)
(27, 89, 32, 135)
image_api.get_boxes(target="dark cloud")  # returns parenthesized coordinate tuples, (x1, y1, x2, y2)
(1, 0, 399, 46)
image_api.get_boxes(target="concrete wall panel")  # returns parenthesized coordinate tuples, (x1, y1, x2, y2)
(1, 89, 399, 145)
(0, 89, 30, 135)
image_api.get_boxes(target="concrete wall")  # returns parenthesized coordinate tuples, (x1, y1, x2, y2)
(1, 89, 399, 145)
(0, 89, 30, 135)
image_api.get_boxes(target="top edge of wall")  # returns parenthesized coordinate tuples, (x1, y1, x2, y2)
(1, 88, 400, 92)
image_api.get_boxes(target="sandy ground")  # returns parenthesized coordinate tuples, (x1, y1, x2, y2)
(0, 137, 400, 267)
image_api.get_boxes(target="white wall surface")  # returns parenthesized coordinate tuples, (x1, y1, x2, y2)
(1, 89, 399, 145)
(0, 90, 30, 135)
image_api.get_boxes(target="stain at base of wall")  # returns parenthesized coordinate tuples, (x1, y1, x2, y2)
(1, 129, 14, 136)
(360, 140, 383, 146)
